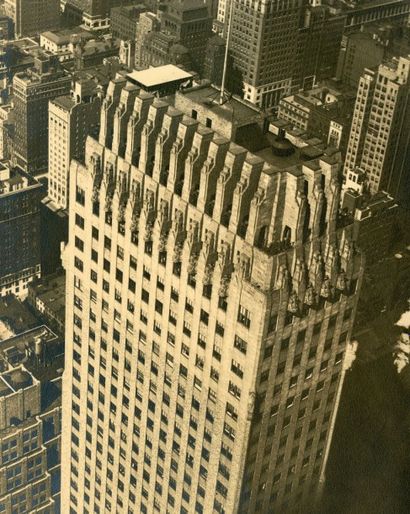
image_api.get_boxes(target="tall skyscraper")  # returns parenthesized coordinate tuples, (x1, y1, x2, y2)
(0, 162, 45, 298)
(226, 0, 345, 108)
(48, 80, 102, 211)
(61, 80, 363, 514)
(343, 55, 410, 204)
(12, 54, 71, 175)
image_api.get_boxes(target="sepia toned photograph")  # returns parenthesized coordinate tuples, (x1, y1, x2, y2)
(0, 0, 409, 513)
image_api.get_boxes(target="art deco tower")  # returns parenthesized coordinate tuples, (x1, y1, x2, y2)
(61, 80, 363, 514)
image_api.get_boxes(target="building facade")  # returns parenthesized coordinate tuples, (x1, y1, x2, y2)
(61, 79, 363, 514)
(226, 0, 345, 108)
(4, 0, 60, 38)
(134, 0, 214, 74)
(0, 324, 63, 514)
(48, 80, 102, 210)
(343, 55, 410, 204)
(278, 86, 355, 156)
(110, 4, 147, 42)
(0, 162, 45, 298)
(27, 272, 66, 337)
(12, 54, 71, 175)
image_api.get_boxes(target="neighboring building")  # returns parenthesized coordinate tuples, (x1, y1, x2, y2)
(61, 79, 364, 514)
(40, 199, 69, 277)
(337, 22, 410, 88)
(135, 0, 214, 74)
(0, 294, 39, 336)
(69, 35, 120, 70)
(337, 30, 386, 89)
(278, 85, 355, 156)
(71, 57, 127, 92)
(119, 39, 135, 68)
(12, 53, 71, 174)
(0, 16, 14, 40)
(27, 272, 66, 336)
(0, 323, 63, 514)
(40, 28, 94, 62)
(48, 79, 102, 210)
(127, 65, 194, 97)
(202, 34, 225, 87)
(62, 0, 110, 31)
(0, 104, 14, 160)
(341, 0, 410, 29)
(62, 0, 128, 31)
(350, 191, 398, 268)
(0, 162, 45, 299)
(343, 55, 410, 205)
(110, 4, 147, 41)
(227, 1, 345, 108)
(134, 11, 159, 69)
(4, 0, 60, 38)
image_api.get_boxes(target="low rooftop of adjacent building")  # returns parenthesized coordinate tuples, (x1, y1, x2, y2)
(13, 52, 69, 84)
(0, 325, 63, 384)
(0, 162, 42, 196)
(28, 272, 65, 322)
(0, 295, 39, 338)
(41, 27, 93, 46)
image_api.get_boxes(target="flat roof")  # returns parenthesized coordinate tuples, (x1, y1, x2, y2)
(127, 65, 193, 88)
(0, 325, 64, 383)
(176, 85, 261, 125)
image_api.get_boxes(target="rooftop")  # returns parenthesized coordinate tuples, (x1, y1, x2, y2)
(51, 95, 76, 110)
(0, 295, 39, 338)
(127, 64, 193, 88)
(0, 163, 42, 196)
(28, 272, 66, 322)
(175, 84, 262, 125)
(0, 325, 63, 384)
(41, 28, 93, 46)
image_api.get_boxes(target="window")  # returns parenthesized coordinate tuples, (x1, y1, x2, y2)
(76, 186, 85, 205)
(74, 257, 83, 272)
(183, 322, 191, 337)
(234, 335, 247, 354)
(218, 296, 227, 311)
(228, 381, 241, 399)
(226, 402, 238, 421)
(104, 236, 111, 250)
(200, 309, 209, 325)
(213, 344, 221, 361)
(185, 299, 193, 313)
(238, 305, 251, 328)
(231, 360, 244, 379)
(141, 289, 149, 303)
(75, 214, 84, 229)
(216, 322, 224, 336)
(281, 338, 289, 351)
(75, 236, 84, 251)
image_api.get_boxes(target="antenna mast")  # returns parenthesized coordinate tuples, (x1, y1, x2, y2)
(219, 0, 235, 105)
